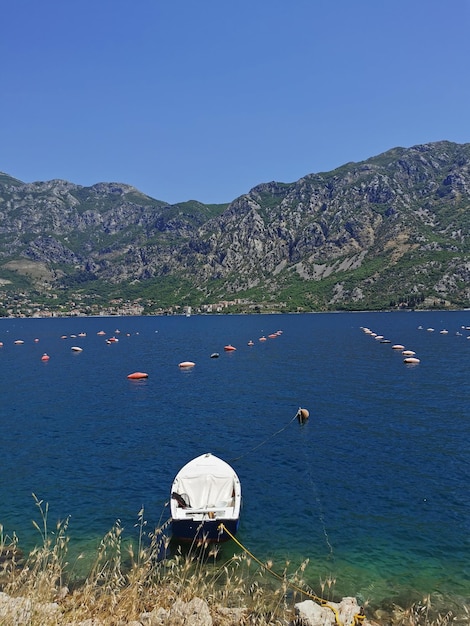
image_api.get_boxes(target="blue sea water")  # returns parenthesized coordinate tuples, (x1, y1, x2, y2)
(0, 311, 468, 611)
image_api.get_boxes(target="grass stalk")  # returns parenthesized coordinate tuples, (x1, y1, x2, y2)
(0, 500, 467, 626)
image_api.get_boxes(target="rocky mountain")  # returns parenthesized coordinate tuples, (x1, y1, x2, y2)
(0, 140, 469, 314)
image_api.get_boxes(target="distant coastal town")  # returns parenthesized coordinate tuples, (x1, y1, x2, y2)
(0, 292, 290, 318)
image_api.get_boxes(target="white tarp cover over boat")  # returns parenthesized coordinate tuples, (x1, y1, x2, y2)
(174, 468, 233, 510)
(170, 453, 241, 542)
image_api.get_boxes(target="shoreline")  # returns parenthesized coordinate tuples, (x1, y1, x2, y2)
(1, 527, 468, 620)
(1, 306, 470, 319)
(1, 534, 468, 626)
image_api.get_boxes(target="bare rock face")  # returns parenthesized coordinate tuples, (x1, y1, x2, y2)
(1, 140, 470, 310)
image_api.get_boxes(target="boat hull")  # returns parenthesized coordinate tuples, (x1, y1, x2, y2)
(171, 517, 239, 543)
(170, 452, 241, 544)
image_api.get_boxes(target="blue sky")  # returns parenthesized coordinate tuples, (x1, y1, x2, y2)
(2, 0, 470, 204)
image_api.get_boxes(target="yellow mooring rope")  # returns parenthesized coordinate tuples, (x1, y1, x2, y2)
(219, 524, 366, 626)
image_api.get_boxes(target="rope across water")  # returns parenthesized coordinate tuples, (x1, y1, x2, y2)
(229, 411, 300, 463)
(230, 408, 334, 558)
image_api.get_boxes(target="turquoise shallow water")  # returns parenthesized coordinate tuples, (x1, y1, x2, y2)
(0, 311, 468, 610)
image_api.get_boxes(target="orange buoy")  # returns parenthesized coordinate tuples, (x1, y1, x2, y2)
(178, 361, 195, 368)
(247, 340, 254, 346)
(259, 336, 266, 342)
(224, 345, 236, 351)
(127, 372, 149, 379)
(297, 407, 310, 424)
(41, 353, 50, 361)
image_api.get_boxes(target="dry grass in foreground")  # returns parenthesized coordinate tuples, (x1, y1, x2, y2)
(0, 497, 467, 626)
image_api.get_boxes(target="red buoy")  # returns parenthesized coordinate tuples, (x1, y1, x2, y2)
(127, 372, 149, 379)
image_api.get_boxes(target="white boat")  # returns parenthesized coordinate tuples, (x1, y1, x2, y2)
(170, 453, 241, 543)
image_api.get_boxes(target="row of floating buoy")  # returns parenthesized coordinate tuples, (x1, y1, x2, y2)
(4, 342, 85, 361)
(0, 331, 112, 363)
(5, 329, 132, 362)
(1, 330, 139, 373)
(128, 360, 198, 378)
(225, 330, 283, 350)
(4, 327, 286, 379)
(418, 324, 470, 339)
(361, 327, 421, 364)
(171, 330, 285, 375)
(41, 345, 84, 360)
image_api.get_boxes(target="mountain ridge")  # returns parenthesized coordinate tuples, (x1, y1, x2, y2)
(1, 140, 469, 315)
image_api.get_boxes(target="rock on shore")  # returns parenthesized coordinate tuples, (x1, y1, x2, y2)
(0, 591, 373, 626)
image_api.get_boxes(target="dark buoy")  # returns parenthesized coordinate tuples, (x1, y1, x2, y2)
(296, 407, 309, 424)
